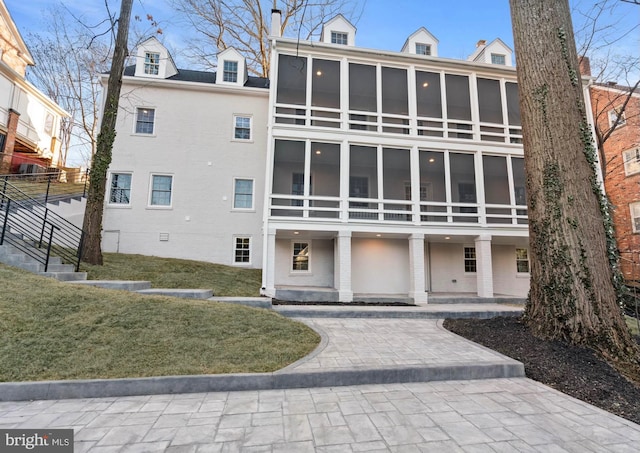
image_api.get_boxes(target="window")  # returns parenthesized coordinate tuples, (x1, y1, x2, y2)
(516, 248, 530, 273)
(623, 148, 640, 176)
(233, 178, 254, 209)
(631, 202, 640, 233)
(234, 237, 251, 264)
(292, 242, 310, 271)
(144, 52, 160, 75)
(109, 173, 132, 204)
(135, 108, 155, 134)
(331, 32, 348, 45)
(233, 115, 251, 140)
(223, 60, 238, 83)
(491, 53, 506, 65)
(608, 107, 627, 128)
(150, 175, 172, 206)
(415, 43, 431, 56)
(464, 247, 477, 273)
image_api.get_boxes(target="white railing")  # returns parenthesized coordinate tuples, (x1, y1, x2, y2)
(269, 195, 528, 226)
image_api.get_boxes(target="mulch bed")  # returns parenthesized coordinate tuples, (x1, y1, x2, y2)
(443, 316, 640, 425)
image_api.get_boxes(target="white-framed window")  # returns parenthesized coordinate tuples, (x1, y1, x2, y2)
(292, 241, 311, 272)
(144, 52, 160, 75)
(331, 31, 348, 45)
(223, 60, 238, 83)
(415, 43, 431, 56)
(516, 248, 530, 273)
(464, 246, 477, 273)
(608, 107, 627, 128)
(491, 53, 506, 65)
(233, 115, 252, 140)
(623, 148, 640, 176)
(631, 202, 640, 233)
(149, 174, 173, 207)
(135, 108, 155, 134)
(233, 178, 254, 210)
(233, 237, 251, 264)
(109, 173, 132, 205)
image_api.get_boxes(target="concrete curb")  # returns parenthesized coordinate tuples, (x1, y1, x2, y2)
(0, 361, 524, 402)
(274, 307, 523, 319)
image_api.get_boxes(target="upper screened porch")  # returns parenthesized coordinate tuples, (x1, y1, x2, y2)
(272, 49, 523, 145)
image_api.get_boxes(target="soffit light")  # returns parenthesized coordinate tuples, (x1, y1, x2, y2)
(422, 82, 429, 88)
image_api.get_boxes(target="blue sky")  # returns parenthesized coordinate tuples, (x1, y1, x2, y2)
(7, 0, 638, 69)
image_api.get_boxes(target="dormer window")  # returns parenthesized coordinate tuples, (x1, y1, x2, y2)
(223, 60, 238, 83)
(415, 43, 431, 56)
(331, 32, 349, 45)
(144, 52, 160, 75)
(491, 53, 506, 65)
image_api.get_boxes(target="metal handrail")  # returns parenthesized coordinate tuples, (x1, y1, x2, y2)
(0, 179, 85, 271)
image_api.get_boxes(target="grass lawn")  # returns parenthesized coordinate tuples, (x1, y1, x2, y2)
(81, 253, 262, 296)
(0, 264, 320, 382)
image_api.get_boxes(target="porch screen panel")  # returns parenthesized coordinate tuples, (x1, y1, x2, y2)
(312, 59, 340, 108)
(512, 156, 527, 224)
(419, 151, 446, 202)
(277, 55, 307, 105)
(381, 67, 408, 115)
(477, 78, 503, 124)
(272, 140, 305, 216)
(416, 71, 442, 118)
(382, 148, 410, 200)
(310, 142, 340, 218)
(349, 64, 377, 112)
(505, 82, 521, 126)
(483, 155, 511, 224)
(445, 74, 471, 120)
(449, 152, 477, 222)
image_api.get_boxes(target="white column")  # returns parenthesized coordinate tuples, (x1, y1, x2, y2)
(409, 233, 429, 304)
(263, 228, 277, 298)
(475, 234, 494, 298)
(335, 230, 353, 302)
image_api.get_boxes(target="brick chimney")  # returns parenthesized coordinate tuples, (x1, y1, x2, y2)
(476, 40, 486, 48)
(578, 56, 591, 76)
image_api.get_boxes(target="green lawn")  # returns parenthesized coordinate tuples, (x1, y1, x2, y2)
(0, 264, 320, 382)
(80, 253, 262, 296)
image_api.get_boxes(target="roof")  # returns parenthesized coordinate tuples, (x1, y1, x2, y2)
(122, 65, 269, 88)
(0, 0, 35, 66)
(592, 82, 640, 95)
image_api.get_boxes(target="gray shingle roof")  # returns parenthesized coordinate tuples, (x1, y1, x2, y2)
(123, 65, 269, 89)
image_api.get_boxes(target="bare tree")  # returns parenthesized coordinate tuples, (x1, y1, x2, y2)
(26, 8, 111, 168)
(81, 0, 133, 265)
(509, 0, 639, 375)
(171, 0, 363, 77)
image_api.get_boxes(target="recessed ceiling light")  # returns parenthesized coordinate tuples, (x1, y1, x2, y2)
(428, 158, 435, 163)
(444, 236, 450, 240)
(316, 70, 322, 76)
(422, 82, 429, 88)
(294, 231, 300, 235)
(315, 150, 322, 155)
(376, 234, 382, 237)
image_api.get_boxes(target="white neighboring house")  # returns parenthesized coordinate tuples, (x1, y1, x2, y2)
(101, 37, 269, 267)
(0, 0, 68, 172)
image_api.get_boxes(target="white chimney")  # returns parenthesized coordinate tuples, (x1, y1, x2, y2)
(271, 9, 282, 38)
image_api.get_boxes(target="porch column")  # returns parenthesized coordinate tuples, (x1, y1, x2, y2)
(475, 234, 494, 298)
(263, 228, 277, 298)
(1, 109, 20, 173)
(409, 233, 429, 304)
(335, 230, 353, 302)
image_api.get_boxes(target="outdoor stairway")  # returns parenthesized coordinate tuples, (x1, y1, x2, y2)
(0, 240, 87, 281)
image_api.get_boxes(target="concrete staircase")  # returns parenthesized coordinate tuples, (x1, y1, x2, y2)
(0, 241, 87, 281)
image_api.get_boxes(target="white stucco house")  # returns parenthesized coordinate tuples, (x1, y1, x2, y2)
(102, 15, 597, 303)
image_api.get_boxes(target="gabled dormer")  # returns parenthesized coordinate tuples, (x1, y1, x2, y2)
(320, 14, 356, 46)
(215, 47, 248, 86)
(468, 38, 513, 67)
(401, 27, 439, 57)
(134, 36, 178, 79)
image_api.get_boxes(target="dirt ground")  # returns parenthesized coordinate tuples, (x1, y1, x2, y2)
(443, 316, 640, 425)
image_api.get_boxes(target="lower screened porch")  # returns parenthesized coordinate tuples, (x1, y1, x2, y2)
(261, 229, 530, 303)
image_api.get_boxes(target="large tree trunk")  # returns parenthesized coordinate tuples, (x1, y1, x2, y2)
(81, 0, 133, 265)
(509, 0, 638, 365)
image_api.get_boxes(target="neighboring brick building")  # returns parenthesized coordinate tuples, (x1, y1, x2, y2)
(588, 80, 640, 281)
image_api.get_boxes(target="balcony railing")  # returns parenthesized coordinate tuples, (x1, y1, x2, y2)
(269, 194, 528, 226)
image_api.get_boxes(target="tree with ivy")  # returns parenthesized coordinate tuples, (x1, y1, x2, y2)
(81, 0, 133, 265)
(509, 0, 639, 374)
